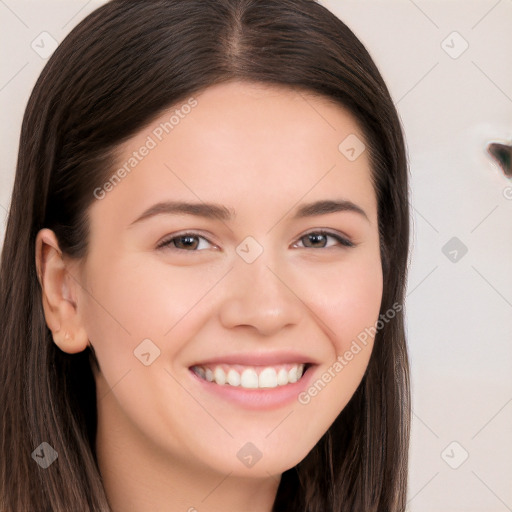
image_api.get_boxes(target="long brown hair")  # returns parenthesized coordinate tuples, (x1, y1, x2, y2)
(0, 1, 410, 510)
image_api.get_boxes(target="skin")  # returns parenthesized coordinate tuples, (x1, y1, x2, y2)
(35, 80, 383, 512)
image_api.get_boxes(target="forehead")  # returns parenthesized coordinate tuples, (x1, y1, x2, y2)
(91, 80, 376, 229)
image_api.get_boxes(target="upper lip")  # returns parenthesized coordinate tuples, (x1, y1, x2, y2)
(190, 351, 317, 367)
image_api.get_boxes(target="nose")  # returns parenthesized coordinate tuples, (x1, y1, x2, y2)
(218, 249, 303, 337)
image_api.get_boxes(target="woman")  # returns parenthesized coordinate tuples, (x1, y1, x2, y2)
(0, 0, 411, 510)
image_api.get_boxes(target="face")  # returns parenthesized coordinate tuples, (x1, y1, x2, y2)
(66, 81, 383, 477)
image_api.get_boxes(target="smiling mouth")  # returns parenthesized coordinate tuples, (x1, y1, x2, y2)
(190, 363, 313, 389)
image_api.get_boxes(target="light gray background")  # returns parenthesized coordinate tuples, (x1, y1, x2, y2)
(1, 1, 511, 510)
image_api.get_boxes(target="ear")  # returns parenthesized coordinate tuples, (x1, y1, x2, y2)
(35, 228, 89, 354)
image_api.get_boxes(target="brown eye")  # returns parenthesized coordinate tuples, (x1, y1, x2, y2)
(297, 231, 354, 249)
(173, 235, 199, 250)
(157, 233, 212, 251)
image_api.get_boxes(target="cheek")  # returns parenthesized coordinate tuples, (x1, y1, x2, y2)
(81, 253, 205, 337)
(78, 254, 219, 379)
(308, 251, 383, 351)
(77, 256, 162, 384)
(296, 251, 383, 416)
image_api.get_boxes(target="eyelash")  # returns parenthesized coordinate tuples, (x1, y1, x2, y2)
(156, 230, 355, 252)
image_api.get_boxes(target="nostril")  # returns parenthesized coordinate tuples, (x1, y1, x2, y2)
(488, 142, 512, 177)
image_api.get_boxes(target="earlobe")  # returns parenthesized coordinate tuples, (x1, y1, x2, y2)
(35, 228, 89, 354)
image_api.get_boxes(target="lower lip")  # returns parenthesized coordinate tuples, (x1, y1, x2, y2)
(188, 365, 317, 410)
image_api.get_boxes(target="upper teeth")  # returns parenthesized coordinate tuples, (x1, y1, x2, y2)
(192, 363, 306, 389)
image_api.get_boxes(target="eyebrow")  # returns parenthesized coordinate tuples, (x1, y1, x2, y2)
(128, 198, 369, 227)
